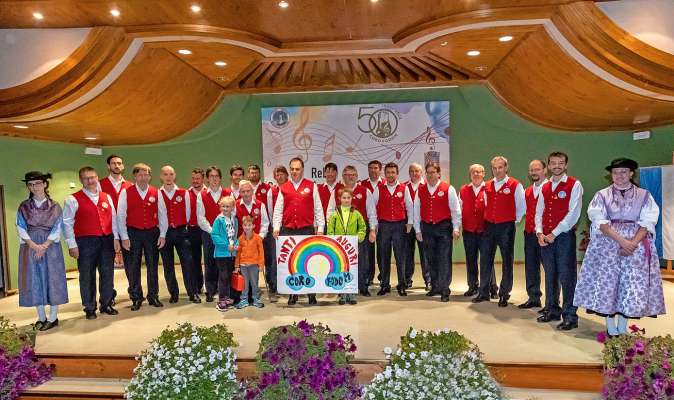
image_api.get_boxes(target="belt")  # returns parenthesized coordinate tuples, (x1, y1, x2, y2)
(610, 219, 636, 224)
(380, 219, 406, 224)
(422, 219, 450, 225)
(169, 225, 187, 230)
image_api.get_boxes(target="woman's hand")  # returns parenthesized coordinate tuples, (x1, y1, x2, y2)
(618, 237, 637, 256)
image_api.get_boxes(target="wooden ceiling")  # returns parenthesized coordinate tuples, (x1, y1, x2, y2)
(1, 0, 673, 144)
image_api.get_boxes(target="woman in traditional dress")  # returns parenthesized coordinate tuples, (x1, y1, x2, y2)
(574, 158, 666, 336)
(16, 171, 68, 331)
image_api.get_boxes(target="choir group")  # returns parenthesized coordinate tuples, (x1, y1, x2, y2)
(16, 152, 666, 336)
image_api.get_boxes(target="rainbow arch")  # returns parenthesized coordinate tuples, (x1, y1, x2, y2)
(287, 236, 350, 276)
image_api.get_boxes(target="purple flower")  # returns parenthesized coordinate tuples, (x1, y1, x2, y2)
(629, 324, 640, 333)
(625, 348, 636, 358)
(596, 331, 608, 344)
(297, 320, 313, 336)
(634, 340, 645, 353)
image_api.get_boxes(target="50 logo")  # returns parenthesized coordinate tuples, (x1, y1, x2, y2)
(357, 106, 399, 141)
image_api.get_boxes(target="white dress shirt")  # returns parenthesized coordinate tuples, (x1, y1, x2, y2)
(272, 179, 325, 233)
(63, 188, 119, 249)
(196, 186, 223, 234)
(16, 198, 62, 244)
(99, 175, 126, 194)
(117, 185, 164, 241)
(229, 185, 240, 200)
(157, 184, 191, 238)
(534, 174, 584, 236)
(486, 175, 527, 223)
(412, 181, 462, 232)
(366, 181, 414, 228)
(239, 199, 270, 238)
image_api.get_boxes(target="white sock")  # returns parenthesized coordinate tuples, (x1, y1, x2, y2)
(606, 316, 619, 336)
(617, 315, 628, 334)
(48, 305, 59, 322)
(36, 305, 46, 322)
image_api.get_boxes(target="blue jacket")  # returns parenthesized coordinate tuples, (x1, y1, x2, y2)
(211, 215, 239, 258)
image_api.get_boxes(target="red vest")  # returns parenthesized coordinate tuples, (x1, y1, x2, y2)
(376, 182, 407, 222)
(73, 190, 113, 237)
(484, 178, 519, 224)
(99, 177, 132, 209)
(188, 187, 206, 226)
(202, 188, 226, 226)
(125, 185, 159, 230)
(360, 178, 382, 193)
(254, 182, 271, 206)
(280, 179, 316, 229)
(406, 181, 422, 201)
(270, 185, 280, 214)
(541, 176, 577, 235)
(418, 182, 452, 224)
(524, 185, 542, 233)
(318, 182, 344, 219)
(236, 199, 263, 235)
(350, 184, 369, 220)
(460, 184, 486, 233)
(162, 188, 188, 228)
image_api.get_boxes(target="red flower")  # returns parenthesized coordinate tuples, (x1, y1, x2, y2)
(629, 324, 640, 333)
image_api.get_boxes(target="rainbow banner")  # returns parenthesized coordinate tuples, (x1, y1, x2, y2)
(277, 235, 359, 294)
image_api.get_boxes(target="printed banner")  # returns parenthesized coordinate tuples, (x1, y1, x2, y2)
(261, 101, 450, 183)
(276, 235, 358, 294)
(640, 165, 674, 259)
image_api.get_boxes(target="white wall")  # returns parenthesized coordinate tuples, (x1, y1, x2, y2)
(0, 28, 91, 89)
(598, 0, 674, 55)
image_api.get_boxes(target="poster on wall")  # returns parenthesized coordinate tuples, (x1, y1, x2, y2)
(276, 235, 358, 294)
(261, 101, 450, 183)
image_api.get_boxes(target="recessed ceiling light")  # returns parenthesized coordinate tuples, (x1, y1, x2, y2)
(214, 61, 227, 67)
(499, 35, 513, 42)
(13, 125, 29, 129)
(440, 41, 448, 46)
(467, 50, 480, 56)
(178, 49, 192, 55)
(370, 0, 379, 3)
(84, 136, 97, 141)
(190, 4, 201, 13)
(278, 1, 289, 8)
(110, 9, 120, 17)
(32, 12, 44, 20)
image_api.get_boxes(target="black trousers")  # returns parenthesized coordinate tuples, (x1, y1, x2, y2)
(421, 221, 453, 296)
(76, 235, 115, 312)
(188, 226, 203, 293)
(215, 256, 235, 301)
(523, 231, 543, 302)
(376, 220, 407, 290)
(160, 226, 197, 297)
(280, 226, 316, 300)
(365, 222, 376, 284)
(463, 230, 497, 292)
(357, 240, 369, 293)
(126, 227, 160, 301)
(201, 231, 219, 296)
(479, 221, 515, 298)
(404, 226, 429, 286)
(541, 230, 577, 323)
(263, 229, 277, 292)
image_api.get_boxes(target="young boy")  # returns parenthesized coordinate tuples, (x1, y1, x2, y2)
(235, 216, 265, 309)
(210, 196, 238, 311)
(326, 187, 367, 305)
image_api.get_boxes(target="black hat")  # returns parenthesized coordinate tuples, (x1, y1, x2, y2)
(21, 171, 52, 183)
(605, 158, 638, 172)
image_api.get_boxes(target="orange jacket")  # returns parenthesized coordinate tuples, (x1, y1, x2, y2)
(235, 233, 265, 267)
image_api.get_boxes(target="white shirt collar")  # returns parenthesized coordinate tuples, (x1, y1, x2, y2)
(408, 179, 424, 189)
(32, 197, 48, 207)
(83, 188, 100, 199)
(495, 175, 509, 185)
(291, 178, 304, 189)
(207, 186, 222, 195)
(161, 184, 177, 198)
(135, 185, 150, 199)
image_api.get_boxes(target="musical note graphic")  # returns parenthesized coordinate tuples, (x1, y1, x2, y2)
(293, 108, 312, 161)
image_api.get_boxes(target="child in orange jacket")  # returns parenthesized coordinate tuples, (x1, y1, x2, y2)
(235, 216, 265, 308)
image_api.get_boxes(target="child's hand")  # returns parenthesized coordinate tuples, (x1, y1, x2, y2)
(228, 244, 235, 252)
(235, 267, 240, 273)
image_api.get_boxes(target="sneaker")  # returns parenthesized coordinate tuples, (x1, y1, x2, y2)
(253, 300, 265, 308)
(236, 300, 249, 309)
(225, 298, 234, 306)
(215, 301, 228, 312)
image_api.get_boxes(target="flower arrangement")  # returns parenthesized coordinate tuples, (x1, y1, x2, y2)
(125, 322, 239, 400)
(597, 324, 674, 399)
(364, 327, 504, 400)
(0, 316, 52, 400)
(243, 320, 361, 400)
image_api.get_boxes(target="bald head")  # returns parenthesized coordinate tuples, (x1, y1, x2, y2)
(160, 165, 176, 186)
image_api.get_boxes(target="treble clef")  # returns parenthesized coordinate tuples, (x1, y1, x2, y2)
(424, 126, 436, 146)
(293, 108, 312, 161)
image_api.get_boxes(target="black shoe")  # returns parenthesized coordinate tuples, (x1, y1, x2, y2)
(361, 290, 371, 297)
(85, 310, 97, 320)
(425, 290, 436, 297)
(498, 296, 509, 307)
(34, 320, 46, 330)
(406, 282, 413, 289)
(308, 294, 318, 305)
(440, 295, 450, 302)
(148, 297, 164, 308)
(189, 294, 202, 304)
(537, 313, 561, 323)
(490, 291, 498, 300)
(130, 300, 142, 311)
(205, 293, 214, 303)
(288, 295, 298, 305)
(397, 287, 407, 297)
(606, 330, 618, 339)
(377, 287, 389, 296)
(538, 307, 549, 315)
(349, 298, 357, 305)
(338, 297, 347, 305)
(463, 288, 477, 297)
(557, 321, 578, 331)
(169, 294, 179, 304)
(39, 319, 59, 331)
(472, 295, 489, 303)
(100, 305, 119, 315)
(425, 283, 432, 292)
(518, 300, 542, 309)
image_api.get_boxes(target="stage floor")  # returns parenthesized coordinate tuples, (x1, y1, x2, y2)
(2, 264, 673, 363)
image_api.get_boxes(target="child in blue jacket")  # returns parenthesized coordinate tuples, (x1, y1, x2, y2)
(211, 196, 238, 311)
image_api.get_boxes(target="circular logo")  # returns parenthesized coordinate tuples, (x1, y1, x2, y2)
(357, 107, 400, 142)
(253, 208, 259, 215)
(261, 188, 267, 194)
(438, 191, 445, 197)
(502, 188, 511, 195)
(303, 188, 310, 194)
(558, 191, 567, 199)
(148, 196, 156, 203)
(270, 108, 289, 129)
(102, 202, 109, 209)
(356, 193, 363, 199)
(175, 195, 183, 202)
(396, 192, 403, 198)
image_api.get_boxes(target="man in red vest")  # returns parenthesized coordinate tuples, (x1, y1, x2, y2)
(272, 157, 325, 305)
(535, 152, 583, 331)
(63, 166, 120, 320)
(247, 164, 275, 293)
(366, 162, 414, 297)
(264, 166, 288, 294)
(157, 165, 201, 305)
(326, 165, 372, 296)
(227, 164, 244, 200)
(317, 162, 343, 221)
(473, 156, 526, 307)
(187, 168, 206, 294)
(404, 163, 428, 291)
(118, 163, 165, 310)
(236, 180, 269, 239)
(413, 162, 461, 302)
(361, 160, 384, 287)
(519, 160, 548, 310)
(196, 166, 227, 302)
(459, 164, 497, 299)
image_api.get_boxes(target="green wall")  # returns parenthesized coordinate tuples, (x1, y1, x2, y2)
(2, 84, 673, 290)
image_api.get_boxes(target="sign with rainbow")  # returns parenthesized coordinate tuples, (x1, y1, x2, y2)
(277, 235, 359, 294)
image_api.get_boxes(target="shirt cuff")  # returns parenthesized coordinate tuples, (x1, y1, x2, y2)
(551, 227, 563, 237)
(66, 238, 78, 249)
